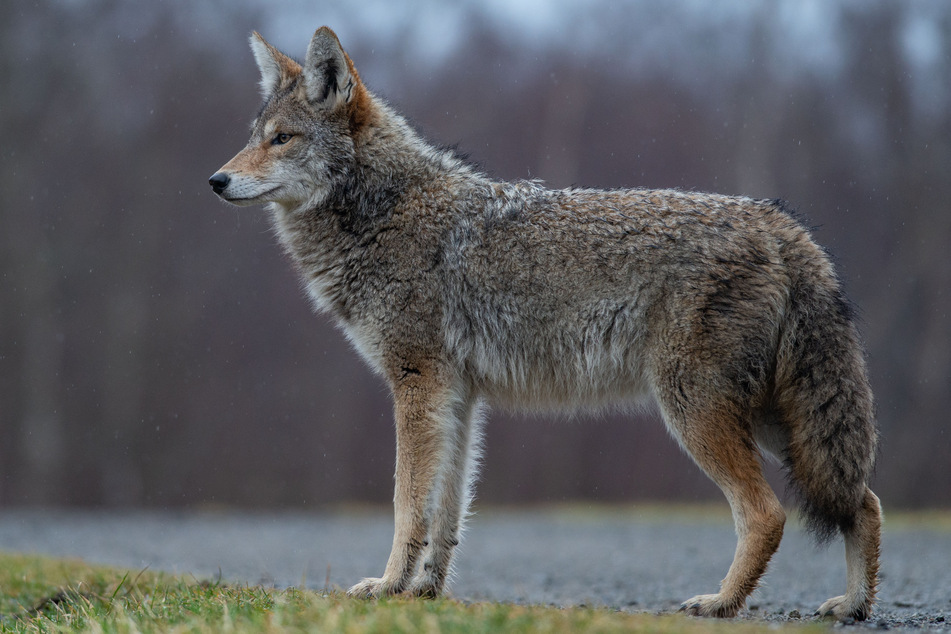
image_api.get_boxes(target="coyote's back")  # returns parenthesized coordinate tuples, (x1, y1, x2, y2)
(209, 26, 881, 622)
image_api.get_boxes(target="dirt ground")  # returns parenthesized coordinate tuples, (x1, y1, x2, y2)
(0, 507, 948, 630)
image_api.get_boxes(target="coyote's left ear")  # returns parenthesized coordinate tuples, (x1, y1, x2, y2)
(303, 26, 355, 109)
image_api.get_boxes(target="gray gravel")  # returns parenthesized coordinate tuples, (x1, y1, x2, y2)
(1, 507, 948, 630)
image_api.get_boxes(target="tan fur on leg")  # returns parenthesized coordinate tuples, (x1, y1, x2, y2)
(817, 488, 882, 621)
(348, 367, 454, 598)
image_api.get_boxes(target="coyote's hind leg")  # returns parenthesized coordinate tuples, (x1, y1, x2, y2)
(816, 487, 881, 621)
(658, 399, 785, 617)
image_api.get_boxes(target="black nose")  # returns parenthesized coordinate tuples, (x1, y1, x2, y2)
(208, 172, 230, 195)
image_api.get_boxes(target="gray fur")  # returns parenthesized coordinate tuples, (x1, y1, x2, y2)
(209, 27, 882, 621)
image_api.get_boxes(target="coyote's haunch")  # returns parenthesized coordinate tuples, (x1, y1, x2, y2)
(210, 26, 881, 621)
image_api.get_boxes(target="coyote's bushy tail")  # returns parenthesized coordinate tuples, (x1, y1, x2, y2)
(776, 238, 878, 543)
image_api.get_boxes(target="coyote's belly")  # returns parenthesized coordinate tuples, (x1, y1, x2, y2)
(445, 288, 655, 408)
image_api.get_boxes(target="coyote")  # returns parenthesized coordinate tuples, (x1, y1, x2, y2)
(209, 27, 881, 620)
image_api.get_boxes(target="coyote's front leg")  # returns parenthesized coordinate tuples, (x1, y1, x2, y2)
(347, 366, 455, 598)
(410, 396, 483, 597)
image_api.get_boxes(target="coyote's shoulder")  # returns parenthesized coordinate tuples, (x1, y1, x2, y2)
(210, 26, 881, 622)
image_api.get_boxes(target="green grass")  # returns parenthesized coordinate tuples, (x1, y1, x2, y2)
(0, 552, 825, 633)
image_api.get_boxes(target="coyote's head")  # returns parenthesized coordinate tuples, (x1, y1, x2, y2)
(209, 27, 370, 208)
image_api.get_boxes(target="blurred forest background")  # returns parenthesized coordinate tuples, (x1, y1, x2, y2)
(1, 0, 949, 510)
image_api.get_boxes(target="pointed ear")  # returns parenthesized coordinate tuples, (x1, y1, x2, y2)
(302, 26, 355, 109)
(249, 31, 302, 98)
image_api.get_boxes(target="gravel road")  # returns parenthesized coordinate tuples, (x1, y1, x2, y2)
(1, 507, 948, 630)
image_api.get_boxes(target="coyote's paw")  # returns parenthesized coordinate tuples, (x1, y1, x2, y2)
(346, 577, 403, 599)
(406, 570, 446, 599)
(679, 594, 740, 618)
(816, 595, 871, 622)
(407, 579, 441, 599)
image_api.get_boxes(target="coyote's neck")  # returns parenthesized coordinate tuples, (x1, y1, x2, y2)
(268, 102, 468, 321)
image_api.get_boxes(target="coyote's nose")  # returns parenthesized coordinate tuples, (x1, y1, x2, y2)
(208, 172, 230, 195)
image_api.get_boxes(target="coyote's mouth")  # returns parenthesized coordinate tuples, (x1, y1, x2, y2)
(221, 185, 282, 205)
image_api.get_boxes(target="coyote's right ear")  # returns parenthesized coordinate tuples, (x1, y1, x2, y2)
(249, 32, 302, 98)
(302, 26, 354, 109)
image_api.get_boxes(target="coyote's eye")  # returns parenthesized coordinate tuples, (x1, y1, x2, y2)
(272, 133, 293, 145)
